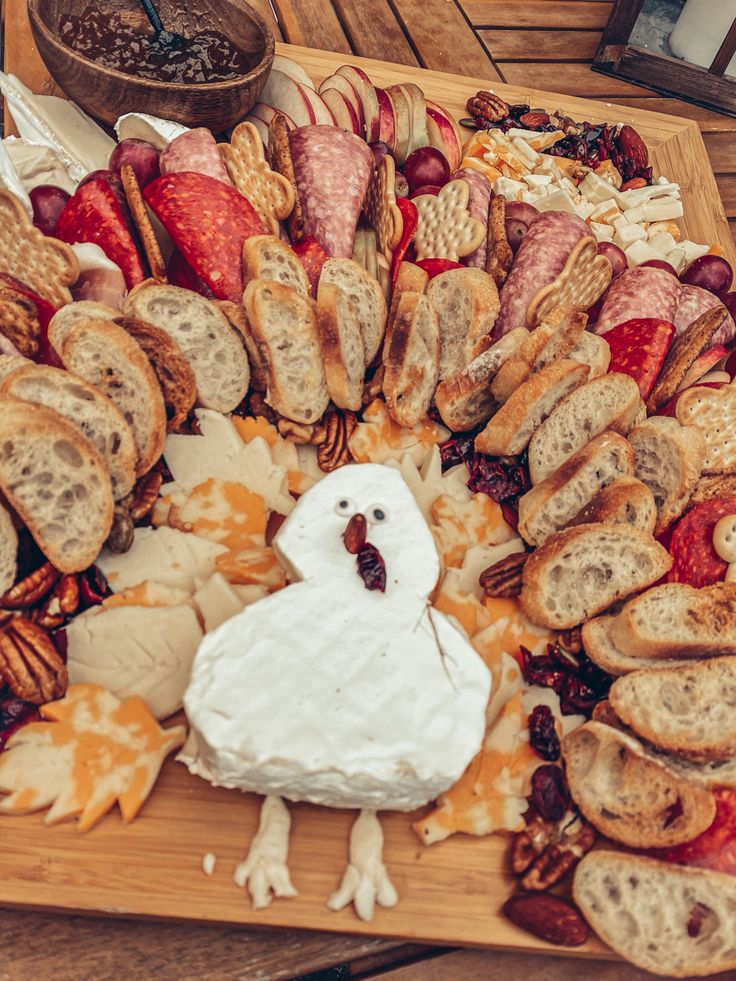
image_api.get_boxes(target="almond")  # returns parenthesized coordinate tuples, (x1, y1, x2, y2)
(618, 125, 648, 172)
(502, 892, 590, 946)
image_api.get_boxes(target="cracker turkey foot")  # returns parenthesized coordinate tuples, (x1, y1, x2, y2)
(327, 810, 398, 922)
(233, 795, 297, 909)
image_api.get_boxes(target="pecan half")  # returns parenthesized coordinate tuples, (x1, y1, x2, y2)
(123, 469, 163, 523)
(311, 408, 357, 472)
(32, 573, 81, 631)
(466, 91, 509, 124)
(277, 417, 314, 445)
(248, 392, 279, 425)
(479, 551, 527, 598)
(511, 816, 596, 891)
(550, 111, 581, 136)
(0, 618, 67, 704)
(1, 562, 59, 609)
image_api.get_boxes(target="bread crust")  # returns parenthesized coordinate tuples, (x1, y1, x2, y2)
(242, 234, 310, 296)
(647, 305, 727, 412)
(316, 281, 365, 411)
(383, 292, 440, 428)
(569, 476, 657, 535)
(582, 615, 686, 675)
(426, 267, 499, 381)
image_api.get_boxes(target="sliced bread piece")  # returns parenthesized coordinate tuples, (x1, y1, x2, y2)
(518, 431, 635, 547)
(316, 280, 365, 411)
(527, 372, 642, 484)
(568, 476, 657, 535)
(382, 292, 440, 428)
(0, 354, 31, 382)
(562, 721, 716, 848)
(0, 501, 17, 594)
(47, 300, 119, 354)
(434, 327, 528, 432)
(582, 615, 686, 675)
(318, 258, 387, 365)
(568, 329, 610, 378)
(243, 280, 328, 424)
(691, 473, 736, 505)
(0, 363, 137, 501)
(58, 318, 167, 476)
(475, 359, 589, 457)
(520, 523, 672, 629)
(426, 267, 499, 381)
(610, 656, 736, 760)
(386, 261, 429, 351)
(574, 852, 736, 978)
(242, 234, 310, 296)
(123, 284, 249, 413)
(610, 582, 736, 659)
(0, 398, 113, 572)
(491, 305, 587, 402)
(629, 415, 705, 534)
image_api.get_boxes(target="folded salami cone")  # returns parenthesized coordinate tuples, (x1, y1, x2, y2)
(145, 172, 265, 302)
(56, 177, 146, 290)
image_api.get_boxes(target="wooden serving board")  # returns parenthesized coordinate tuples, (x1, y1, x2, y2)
(0, 11, 732, 957)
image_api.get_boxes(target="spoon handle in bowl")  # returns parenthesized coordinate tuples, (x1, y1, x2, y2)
(138, 0, 165, 35)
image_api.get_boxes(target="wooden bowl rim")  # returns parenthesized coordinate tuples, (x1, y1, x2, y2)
(27, 0, 275, 93)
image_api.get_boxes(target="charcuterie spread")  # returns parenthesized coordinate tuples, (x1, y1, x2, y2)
(1, 48, 736, 977)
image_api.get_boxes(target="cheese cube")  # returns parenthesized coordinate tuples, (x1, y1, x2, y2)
(614, 224, 648, 250)
(648, 232, 678, 256)
(590, 221, 614, 242)
(533, 188, 578, 214)
(623, 205, 646, 225)
(578, 172, 619, 205)
(667, 247, 687, 273)
(590, 200, 622, 225)
(642, 197, 684, 222)
(535, 156, 561, 176)
(625, 240, 664, 266)
(574, 198, 596, 220)
(558, 176, 577, 195)
(523, 173, 553, 189)
(612, 215, 628, 229)
(648, 220, 681, 242)
(493, 176, 526, 200)
(511, 137, 540, 166)
(679, 240, 711, 265)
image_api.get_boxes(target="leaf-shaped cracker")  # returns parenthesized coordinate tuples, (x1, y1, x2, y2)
(412, 179, 486, 262)
(220, 122, 295, 235)
(363, 155, 402, 261)
(526, 237, 612, 328)
(0, 683, 185, 831)
(0, 191, 78, 307)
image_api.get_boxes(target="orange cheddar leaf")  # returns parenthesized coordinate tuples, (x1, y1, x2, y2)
(215, 546, 287, 591)
(476, 597, 555, 665)
(433, 571, 493, 637)
(0, 684, 185, 832)
(431, 493, 515, 569)
(101, 581, 191, 610)
(349, 399, 448, 466)
(233, 415, 279, 447)
(177, 478, 268, 551)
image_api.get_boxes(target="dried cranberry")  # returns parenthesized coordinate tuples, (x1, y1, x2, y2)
(79, 566, 112, 608)
(356, 543, 386, 592)
(467, 455, 529, 503)
(508, 104, 530, 118)
(520, 644, 611, 717)
(518, 646, 567, 695)
(439, 433, 476, 470)
(560, 675, 600, 716)
(687, 903, 710, 938)
(528, 704, 560, 761)
(531, 764, 570, 822)
(0, 693, 38, 748)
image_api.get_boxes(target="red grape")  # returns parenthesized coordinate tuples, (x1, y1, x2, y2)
(109, 138, 160, 189)
(402, 147, 450, 193)
(409, 184, 442, 198)
(680, 254, 733, 296)
(505, 217, 529, 254)
(504, 201, 539, 227)
(721, 291, 736, 325)
(368, 140, 394, 169)
(597, 242, 627, 279)
(640, 258, 678, 277)
(29, 185, 70, 237)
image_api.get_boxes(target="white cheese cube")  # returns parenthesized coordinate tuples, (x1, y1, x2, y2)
(679, 240, 710, 265)
(523, 173, 553, 189)
(614, 224, 648, 249)
(511, 137, 540, 166)
(532, 188, 578, 214)
(625, 240, 664, 266)
(667, 247, 687, 273)
(578, 171, 619, 205)
(612, 215, 629, 229)
(590, 221, 614, 242)
(648, 232, 678, 256)
(558, 176, 577, 195)
(642, 198, 684, 222)
(648, 220, 682, 242)
(589, 201, 622, 225)
(492, 176, 526, 200)
(623, 206, 646, 225)
(535, 156, 560, 176)
(574, 198, 596, 220)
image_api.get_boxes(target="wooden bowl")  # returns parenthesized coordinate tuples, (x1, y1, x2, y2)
(28, 0, 274, 131)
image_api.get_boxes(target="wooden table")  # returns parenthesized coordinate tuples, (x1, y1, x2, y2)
(1, 2, 736, 979)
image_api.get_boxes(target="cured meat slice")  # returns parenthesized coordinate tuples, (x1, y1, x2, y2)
(288, 125, 374, 258)
(455, 167, 491, 269)
(144, 172, 265, 303)
(668, 498, 736, 587)
(675, 283, 735, 347)
(594, 265, 680, 335)
(160, 128, 233, 187)
(494, 212, 589, 336)
(605, 318, 675, 401)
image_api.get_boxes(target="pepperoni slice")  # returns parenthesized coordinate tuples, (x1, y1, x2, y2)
(292, 236, 329, 297)
(654, 789, 736, 876)
(668, 498, 736, 586)
(604, 318, 675, 401)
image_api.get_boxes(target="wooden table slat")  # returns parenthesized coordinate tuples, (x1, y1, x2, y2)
(331, 0, 420, 66)
(499, 60, 671, 96)
(246, 0, 285, 42)
(270, 0, 353, 55)
(479, 28, 603, 61)
(462, 1, 613, 30)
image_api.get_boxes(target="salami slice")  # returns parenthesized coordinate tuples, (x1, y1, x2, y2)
(668, 498, 736, 586)
(288, 126, 374, 258)
(160, 128, 233, 187)
(594, 265, 680, 335)
(144, 172, 265, 303)
(292, 236, 329, 297)
(675, 283, 736, 347)
(454, 168, 491, 269)
(655, 790, 736, 876)
(494, 211, 589, 336)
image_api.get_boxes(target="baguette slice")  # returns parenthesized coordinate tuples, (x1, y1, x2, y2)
(426, 267, 499, 380)
(59, 318, 167, 476)
(47, 300, 119, 354)
(0, 354, 31, 382)
(382, 292, 440, 428)
(319, 258, 387, 365)
(568, 476, 657, 535)
(518, 431, 635, 547)
(562, 721, 716, 848)
(574, 852, 736, 978)
(611, 582, 736, 659)
(582, 615, 686, 675)
(0, 363, 137, 501)
(568, 329, 610, 378)
(124, 284, 249, 413)
(491, 305, 586, 402)
(691, 473, 736, 505)
(610, 656, 736, 760)
(316, 280, 365, 411)
(0, 399, 113, 572)
(629, 415, 705, 534)
(386, 261, 428, 352)
(0, 501, 17, 594)
(520, 523, 672, 629)
(475, 359, 589, 457)
(527, 372, 642, 484)
(434, 327, 528, 432)
(242, 234, 310, 296)
(243, 280, 328, 424)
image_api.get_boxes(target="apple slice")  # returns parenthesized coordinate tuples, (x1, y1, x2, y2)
(250, 102, 296, 130)
(320, 88, 360, 135)
(299, 84, 336, 126)
(400, 83, 429, 156)
(319, 74, 364, 136)
(336, 65, 380, 142)
(426, 102, 462, 171)
(375, 88, 396, 151)
(272, 54, 316, 90)
(261, 70, 315, 126)
(385, 85, 412, 164)
(244, 115, 270, 146)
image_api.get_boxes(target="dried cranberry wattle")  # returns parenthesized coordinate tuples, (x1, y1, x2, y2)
(531, 764, 570, 822)
(356, 544, 386, 592)
(528, 704, 560, 761)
